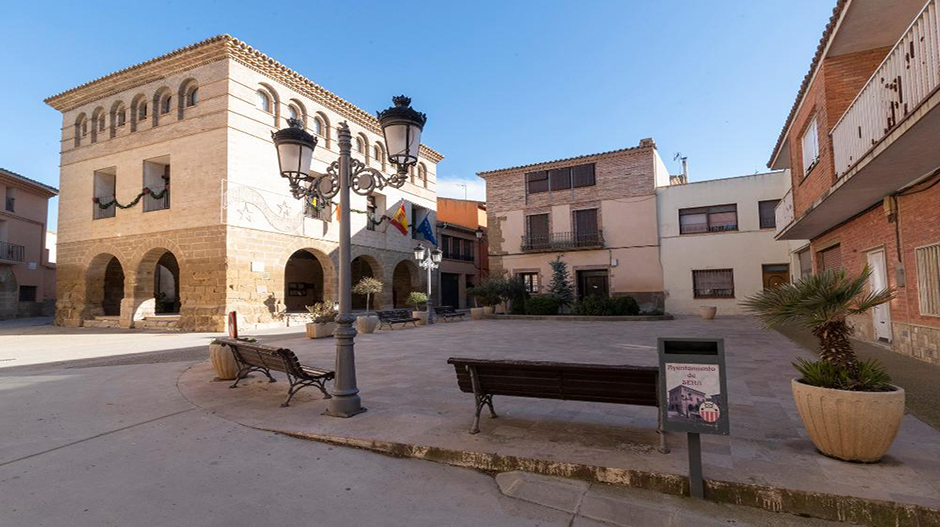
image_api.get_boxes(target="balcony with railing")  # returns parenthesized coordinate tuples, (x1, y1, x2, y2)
(782, 0, 940, 240)
(774, 189, 794, 237)
(0, 241, 26, 264)
(521, 230, 604, 252)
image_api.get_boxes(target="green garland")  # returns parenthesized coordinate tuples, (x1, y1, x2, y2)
(94, 186, 169, 210)
(307, 196, 386, 227)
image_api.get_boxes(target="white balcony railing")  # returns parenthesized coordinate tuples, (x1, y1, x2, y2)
(832, 0, 940, 177)
(775, 188, 794, 235)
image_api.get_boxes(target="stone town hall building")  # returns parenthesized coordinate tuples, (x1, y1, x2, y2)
(45, 35, 443, 331)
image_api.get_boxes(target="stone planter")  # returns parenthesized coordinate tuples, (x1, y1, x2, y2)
(413, 311, 429, 325)
(209, 343, 239, 381)
(306, 321, 337, 339)
(357, 315, 379, 334)
(699, 306, 717, 320)
(791, 379, 905, 462)
(494, 304, 506, 314)
(482, 306, 494, 316)
(470, 307, 484, 320)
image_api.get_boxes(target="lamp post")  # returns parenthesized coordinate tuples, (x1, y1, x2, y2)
(414, 243, 442, 324)
(272, 95, 426, 418)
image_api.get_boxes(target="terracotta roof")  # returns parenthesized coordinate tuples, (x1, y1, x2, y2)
(44, 35, 444, 163)
(0, 168, 59, 196)
(476, 140, 655, 178)
(767, 0, 848, 168)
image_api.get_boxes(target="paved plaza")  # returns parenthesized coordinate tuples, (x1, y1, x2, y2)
(178, 316, 940, 522)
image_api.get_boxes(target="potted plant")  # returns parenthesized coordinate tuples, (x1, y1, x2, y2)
(467, 286, 485, 320)
(407, 291, 429, 325)
(305, 301, 338, 339)
(352, 276, 382, 333)
(743, 267, 901, 462)
(699, 306, 717, 320)
(209, 337, 256, 380)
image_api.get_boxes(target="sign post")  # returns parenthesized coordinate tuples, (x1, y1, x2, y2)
(657, 338, 729, 499)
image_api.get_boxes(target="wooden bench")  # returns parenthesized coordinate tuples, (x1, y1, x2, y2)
(376, 309, 420, 329)
(446, 357, 667, 452)
(434, 305, 466, 322)
(217, 338, 334, 407)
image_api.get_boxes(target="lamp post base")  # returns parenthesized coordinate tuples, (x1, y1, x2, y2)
(323, 403, 368, 418)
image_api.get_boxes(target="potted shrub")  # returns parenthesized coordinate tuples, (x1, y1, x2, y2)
(209, 337, 256, 380)
(408, 291, 429, 325)
(475, 278, 501, 315)
(466, 286, 485, 320)
(743, 267, 901, 462)
(352, 276, 382, 334)
(305, 301, 338, 339)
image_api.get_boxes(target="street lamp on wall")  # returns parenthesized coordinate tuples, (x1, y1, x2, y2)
(271, 96, 427, 418)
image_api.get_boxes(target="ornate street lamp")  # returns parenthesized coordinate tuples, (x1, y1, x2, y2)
(272, 96, 426, 418)
(414, 243, 443, 324)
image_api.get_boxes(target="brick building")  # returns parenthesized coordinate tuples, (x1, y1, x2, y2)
(45, 35, 442, 331)
(436, 197, 487, 309)
(477, 140, 670, 310)
(770, 0, 940, 363)
(0, 169, 57, 318)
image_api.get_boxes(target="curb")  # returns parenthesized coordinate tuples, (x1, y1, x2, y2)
(273, 429, 940, 526)
(483, 314, 674, 321)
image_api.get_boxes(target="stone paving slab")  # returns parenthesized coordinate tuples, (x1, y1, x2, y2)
(178, 317, 940, 523)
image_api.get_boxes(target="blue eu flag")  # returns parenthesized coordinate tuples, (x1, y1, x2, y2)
(417, 216, 437, 245)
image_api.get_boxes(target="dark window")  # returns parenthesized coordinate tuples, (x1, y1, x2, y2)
(692, 269, 734, 298)
(577, 269, 609, 300)
(518, 272, 540, 294)
(550, 167, 571, 190)
(366, 196, 377, 231)
(441, 235, 453, 259)
(161, 96, 171, 114)
(526, 171, 549, 194)
(572, 163, 596, 188)
(4, 187, 13, 212)
(573, 208, 600, 245)
(679, 204, 737, 234)
(759, 200, 779, 229)
(526, 214, 549, 237)
(18, 286, 37, 302)
(798, 249, 812, 278)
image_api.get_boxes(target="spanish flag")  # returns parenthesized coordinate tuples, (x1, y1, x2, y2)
(389, 201, 409, 235)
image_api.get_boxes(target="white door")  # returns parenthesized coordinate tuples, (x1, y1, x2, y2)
(867, 249, 892, 341)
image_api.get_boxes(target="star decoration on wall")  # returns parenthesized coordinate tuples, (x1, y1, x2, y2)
(237, 203, 254, 223)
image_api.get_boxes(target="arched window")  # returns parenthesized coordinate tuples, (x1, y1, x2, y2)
(375, 142, 386, 170)
(355, 137, 364, 154)
(98, 116, 105, 132)
(177, 79, 199, 120)
(256, 90, 271, 113)
(139, 102, 148, 120)
(418, 163, 428, 189)
(288, 105, 298, 121)
(313, 118, 322, 135)
(110, 101, 126, 138)
(187, 88, 198, 107)
(74, 113, 87, 147)
(372, 145, 380, 161)
(90, 108, 105, 143)
(314, 111, 331, 148)
(161, 96, 172, 114)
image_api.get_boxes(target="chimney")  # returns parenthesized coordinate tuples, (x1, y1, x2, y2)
(669, 156, 689, 185)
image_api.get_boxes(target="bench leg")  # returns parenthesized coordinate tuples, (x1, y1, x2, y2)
(485, 395, 497, 418)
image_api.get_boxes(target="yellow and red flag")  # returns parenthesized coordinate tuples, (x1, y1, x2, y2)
(389, 201, 409, 235)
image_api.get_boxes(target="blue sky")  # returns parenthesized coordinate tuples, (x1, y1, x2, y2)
(0, 1, 834, 230)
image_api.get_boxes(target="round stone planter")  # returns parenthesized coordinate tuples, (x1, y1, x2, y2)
(482, 306, 494, 316)
(791, 379, 905, 462)
(306, 321, 337, 339)
(470, 307, 484, 320)
(209, 343, 239, 381)
(357, 315, 379, 334)
(494, 304, 506, 314)
(699, 306, 717, 320)
(413, 311, 429, 325)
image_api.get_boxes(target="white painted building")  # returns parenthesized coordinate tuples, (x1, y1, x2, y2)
(657, 171, 806, 315)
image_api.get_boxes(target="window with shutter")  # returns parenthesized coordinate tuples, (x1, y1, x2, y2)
(692, 269, 735, 298)
(549, 167, 571, 190)
(526, 171, 549, 194)
(573, 209, 599, 246)
(817, 245, 842, 272)
(759, 200, 779, 229)
(572, 164, 596, 187)
(801, 115, 820, 175)
(915, 243, 940, 316)
(525, 214, 550, 250)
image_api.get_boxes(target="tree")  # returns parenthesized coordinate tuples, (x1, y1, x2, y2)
(352, 276, 383, 311)
(407, 291, 428, 312)
(547, 256, 574, 307)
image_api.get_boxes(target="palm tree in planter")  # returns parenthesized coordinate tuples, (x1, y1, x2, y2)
(408, 291, 429, 325)
(742, 266, 902, 462)
(352, 277, 383, 333)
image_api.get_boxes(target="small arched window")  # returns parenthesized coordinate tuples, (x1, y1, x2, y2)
(256, 90, 271, 113)
(372, 145, 380, 161)
(355, 137, 364, 153)
(161, 96, 172, 115)
(288, 105, 299, 121)
(82, 121, 88, 136)
(117, 108, 126, 127)
(139, 103, 148, 120)
(313, 118, 323, 136)
(418, 163, 428, 188)
(98, 117, 105, 132)
(187, 88, 199, 107)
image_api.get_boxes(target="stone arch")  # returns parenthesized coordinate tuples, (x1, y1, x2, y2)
(0, 267, 17, 318)
(152, 86, 172, 127)
(283, 248, 333, 312)
(74, 112, 88, 147)
(128, 240, 185, 322)
(273, 239, 337, 314)
(82, 252, 127, 320)
(350, 253, 382, 310)
(392, 260, 421, 308)
(177, 78, 199, 119)
(314, 111, 331, 148)
(109, 100, 126, 138)
(129, 93, 147, 132)
(90, 106, 106, 143)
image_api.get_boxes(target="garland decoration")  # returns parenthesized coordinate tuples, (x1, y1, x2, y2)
(307, 195, 388, 227)
(93, 185, 170, 210)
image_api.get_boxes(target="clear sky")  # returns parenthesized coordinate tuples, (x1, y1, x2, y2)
(0, 1, 835, 230)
